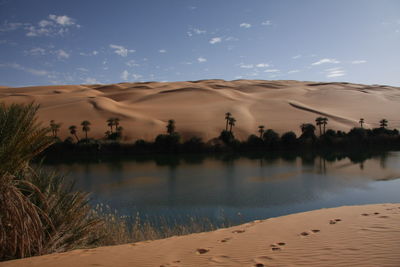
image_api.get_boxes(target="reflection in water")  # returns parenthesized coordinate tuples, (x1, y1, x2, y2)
(47, 151, 400, 225)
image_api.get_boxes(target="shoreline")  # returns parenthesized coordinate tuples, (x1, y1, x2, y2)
(3, 203, 400, 267)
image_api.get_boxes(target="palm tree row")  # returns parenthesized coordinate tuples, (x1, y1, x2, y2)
(49, 114, 395, 144)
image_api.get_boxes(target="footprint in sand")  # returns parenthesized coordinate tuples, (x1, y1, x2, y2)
(329, 219, 341, 224)
(210, 255, 236, 264)
(270, 243, 285, 251)
(378, 215, 389, 218)
(253, 256, 275, 266)
(311, 229, 320, 233)
(232, 229, 245, 234)
(300, 231, 310, 236)
(196, 248, 210, 255)
(220, 237, 232, 243)
(361, 213, 369, 216)
(374, 212, 380, 215)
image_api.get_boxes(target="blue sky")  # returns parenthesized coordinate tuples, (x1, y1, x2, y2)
(0, 0, 399, 87)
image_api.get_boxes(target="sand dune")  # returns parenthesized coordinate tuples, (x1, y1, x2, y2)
(2, 203, 400, 267)
(0, 80, 399, 141)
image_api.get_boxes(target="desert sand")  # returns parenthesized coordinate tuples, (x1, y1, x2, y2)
(0, 80, 399, 141)
(2, 203, 400, 267)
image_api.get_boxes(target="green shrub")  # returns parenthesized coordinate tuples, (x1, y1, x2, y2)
(0, 103, 102, 260)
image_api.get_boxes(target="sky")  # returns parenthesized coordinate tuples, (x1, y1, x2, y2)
(0, 0, 399, 87)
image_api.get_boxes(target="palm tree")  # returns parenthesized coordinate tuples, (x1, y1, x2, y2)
(258, 125, 265, 138)
(114, 117, 120, 129)
(315, 117, 323, 136)
(322, 117, 328, 134)
(68, 125, 79, 142)
(225, 112, 232, 131)
(81, 120, 91, 140)
(228, 117, 236, 133)
(166, 119, 175, 135)
(49, 120, 55, 137)
(49, 120, 61, 138)
(106, 118, 115, 133)
(379, 119, 388, 129)
(359, 118, 365, 128)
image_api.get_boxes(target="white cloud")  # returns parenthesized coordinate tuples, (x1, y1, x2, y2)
(79, 50, 99, 56)
(292, 54, 302, 59)
(225, 36, 238, 41)
(49, 15, 76, 26)
(325, 67, 345, 78)
(56, 49, 69, 59)
(0, 62, 48, 76)
(126, 59, 139, 67)
(209, 37, 222, 44)
(351, 60, 367, 64)
(132, 73, 143, 80)
(121, 70, 129, 81)
(261, 20, 272, 26)
(27, 68, 48, 76)
(77, 67, 89, 72)
(26, 14, 79, 37)
(159, 49, 167, 53)
(256, 63, 269, 68)
(84, 77, 100, 84)
(25, 47, 46, 56)
(193, 28, 206, 34)
(26, 26, 50, 37)
(0, 22, 26, 32)
(264, 69, 280, 73)
(110, 44, 135, 57)
(240, 23, 252, 28)
(38, 20, 52, 28)
(312, 58, 340, 65)
(197, 57, 207, 63)
(187, 27, 206, 37)
(288, 69, 300, 74)
(239, 63, 254, 69)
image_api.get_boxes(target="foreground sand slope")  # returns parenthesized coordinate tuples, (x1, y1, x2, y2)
(3, 203, 400, 267)
(0, 80, 399, 141)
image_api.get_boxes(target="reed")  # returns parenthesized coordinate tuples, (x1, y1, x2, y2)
(0, 103, 102, 261)
(92, 205, 231, 246)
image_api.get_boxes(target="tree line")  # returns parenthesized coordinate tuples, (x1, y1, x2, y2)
(43, 112, 400, 157)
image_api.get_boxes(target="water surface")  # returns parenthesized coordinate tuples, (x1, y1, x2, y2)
(47, 152, 400, 225)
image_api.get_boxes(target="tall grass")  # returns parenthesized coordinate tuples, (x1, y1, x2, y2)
(0, 103, 102, 261)
(92, 205, 231, 246)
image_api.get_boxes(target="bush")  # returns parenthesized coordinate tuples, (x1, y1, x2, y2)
(0, 103, 102, 260)
(219, 130, 234, 144)
(246, 134, 264, 149)
(154, 133, 181, 152)
(263, 129, 280, 148)
(182, 137, 205, 152)
(281, 131, 297, 147)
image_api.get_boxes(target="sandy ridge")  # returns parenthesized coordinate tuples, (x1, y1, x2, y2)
(0, 80, 399, 141)
(2, 203, 400, 267)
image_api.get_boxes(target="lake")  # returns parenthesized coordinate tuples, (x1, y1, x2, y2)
(46, 151, 400, 226)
